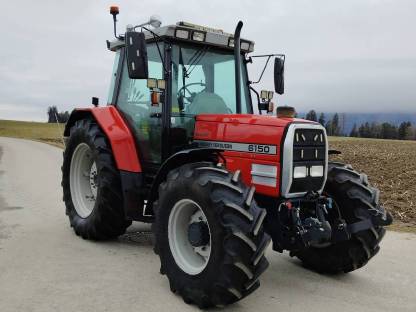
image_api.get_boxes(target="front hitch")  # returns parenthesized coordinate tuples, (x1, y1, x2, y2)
(271, 194, 392, 252)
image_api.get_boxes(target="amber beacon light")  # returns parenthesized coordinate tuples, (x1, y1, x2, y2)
(110, 5, 119, 16)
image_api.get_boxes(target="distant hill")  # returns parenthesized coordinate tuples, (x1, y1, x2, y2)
(298, 112, 416, 135)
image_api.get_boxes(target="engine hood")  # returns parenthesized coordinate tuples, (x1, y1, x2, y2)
(196, 114, 312, 127)
(193, 114, 324, 198)
(193, 114, 317, 150)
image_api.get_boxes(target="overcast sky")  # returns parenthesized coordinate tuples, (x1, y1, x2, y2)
(0, 0, 415, 121)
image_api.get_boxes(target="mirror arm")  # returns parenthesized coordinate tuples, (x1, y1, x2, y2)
(249, 53, 285, 84)
(249, 86, 262, 114)
(251, 55, 272, 84)
(251, 54, 285, 59)
(138, 26, 170, 75)
(244, 56, 252, 64)
(136, 25, 169, 43)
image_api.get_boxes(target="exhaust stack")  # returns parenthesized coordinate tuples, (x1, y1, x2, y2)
(234, 21, 243, 114)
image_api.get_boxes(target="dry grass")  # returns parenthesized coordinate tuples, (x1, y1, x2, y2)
(0, 120, 64, 148)
(1, 120, 414, 230)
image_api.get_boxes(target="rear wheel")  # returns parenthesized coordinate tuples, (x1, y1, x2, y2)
(62, 119, 131, 240)
(153, 162, 270, 308)
(294, 162, 392, 273)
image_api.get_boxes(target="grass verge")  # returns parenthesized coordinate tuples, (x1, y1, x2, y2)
(0, 120, 64, 148)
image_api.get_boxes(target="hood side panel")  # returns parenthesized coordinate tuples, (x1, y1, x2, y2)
(194, 116, 288, 197)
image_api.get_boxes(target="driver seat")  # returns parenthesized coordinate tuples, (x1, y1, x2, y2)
(186, 92, 229, 115)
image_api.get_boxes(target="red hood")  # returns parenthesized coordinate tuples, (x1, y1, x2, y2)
(194, 113, 317, 147)
(196, 114, 314, 127)
(193, 114, 321, 198)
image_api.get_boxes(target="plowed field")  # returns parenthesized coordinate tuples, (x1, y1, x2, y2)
(329, 137, 416, 230)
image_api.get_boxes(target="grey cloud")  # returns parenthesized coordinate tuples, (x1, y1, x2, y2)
(0, 0, 415, 121)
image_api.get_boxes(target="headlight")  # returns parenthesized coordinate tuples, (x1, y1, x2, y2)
(240, 41, 250, 51)
(310, 165, 324, 177)
(293, 166, 308, 179)
(146, 78, 157, 89)
(175, 29, 189, 39)
(192, 31, 205, 42)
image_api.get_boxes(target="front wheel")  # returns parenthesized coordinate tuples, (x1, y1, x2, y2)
(153, 162, 270, 308)
(294, 162, 392, 273)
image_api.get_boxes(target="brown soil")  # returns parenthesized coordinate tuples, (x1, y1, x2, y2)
(329, 137, 416, 230)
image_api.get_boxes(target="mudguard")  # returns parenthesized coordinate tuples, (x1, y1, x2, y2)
(64, 106, 141, 172)
(144, 148, 223, 216)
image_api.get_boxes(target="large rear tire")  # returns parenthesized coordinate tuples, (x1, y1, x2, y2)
(294, 162, 392, 273)
(62, 119, 131, 240)
(153, 162, 270, 308)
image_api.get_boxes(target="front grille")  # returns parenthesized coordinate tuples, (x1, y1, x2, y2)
(281, 124, 328, 198)
(290, 129, 326, 193)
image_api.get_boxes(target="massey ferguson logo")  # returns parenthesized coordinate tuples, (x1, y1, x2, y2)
(194, 140, 277, 155)
(198, 141, 233, 149)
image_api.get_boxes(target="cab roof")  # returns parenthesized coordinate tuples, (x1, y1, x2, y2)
(107, 21, 255, 53)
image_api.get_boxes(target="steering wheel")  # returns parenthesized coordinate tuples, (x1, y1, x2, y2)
(177, 82, 206, 109)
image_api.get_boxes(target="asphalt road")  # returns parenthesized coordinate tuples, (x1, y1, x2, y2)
(0, 137, 415, 312)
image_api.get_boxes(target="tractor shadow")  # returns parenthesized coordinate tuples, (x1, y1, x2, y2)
(116, 221, 154, 248)
(262, 250, 375, 292)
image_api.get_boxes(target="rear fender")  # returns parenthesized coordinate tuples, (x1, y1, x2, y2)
(64, 107, 141, 172)
(65, 107, 147, 222)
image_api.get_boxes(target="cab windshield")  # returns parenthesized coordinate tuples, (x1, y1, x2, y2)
(171, 44, 252, 116)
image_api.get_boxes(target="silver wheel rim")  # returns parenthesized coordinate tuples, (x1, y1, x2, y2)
(69, 143, 97, 218)
(168, 199, 211, 275)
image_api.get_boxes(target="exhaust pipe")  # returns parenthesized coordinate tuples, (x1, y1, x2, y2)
(234, 21, 243, 114)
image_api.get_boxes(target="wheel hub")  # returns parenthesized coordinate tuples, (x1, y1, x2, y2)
(89, 162, 98, 199)
(69, 143, 97, 218)
(168, 199, 212, 275)
(188, 221, 210, 247)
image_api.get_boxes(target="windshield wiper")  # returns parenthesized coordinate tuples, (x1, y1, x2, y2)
(186, 46, 210, 77)
(179, 47, 189, 79)
(179, 47, 188, 104)
(179, 45, 210, 82)
(138, 26, 170, 74)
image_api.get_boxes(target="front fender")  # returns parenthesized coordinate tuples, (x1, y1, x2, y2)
(145, 148, 223, 216)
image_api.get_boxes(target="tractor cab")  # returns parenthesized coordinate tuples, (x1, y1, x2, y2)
(106, 19, 283, 165)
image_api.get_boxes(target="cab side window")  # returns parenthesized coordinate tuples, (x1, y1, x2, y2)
(117, 44, 164, 164)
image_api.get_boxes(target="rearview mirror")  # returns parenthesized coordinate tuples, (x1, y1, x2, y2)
(274, 57, 284, 95)
(125, 31, 148, 79)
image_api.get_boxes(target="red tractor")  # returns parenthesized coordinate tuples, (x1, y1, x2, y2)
(62, 7, 392, 308)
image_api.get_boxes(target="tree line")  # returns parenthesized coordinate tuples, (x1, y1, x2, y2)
(302, 110, 416, 140)
(349, 121, 415, 140)
(303, 110, 344, 136)
(47, 106, 70, 123)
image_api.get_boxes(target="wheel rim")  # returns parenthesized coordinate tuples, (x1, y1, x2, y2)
(168, 199, 211, 275)
(69, 143, 97, 218)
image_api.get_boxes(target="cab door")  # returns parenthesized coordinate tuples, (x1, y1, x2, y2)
(116, 44, 164, 165)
